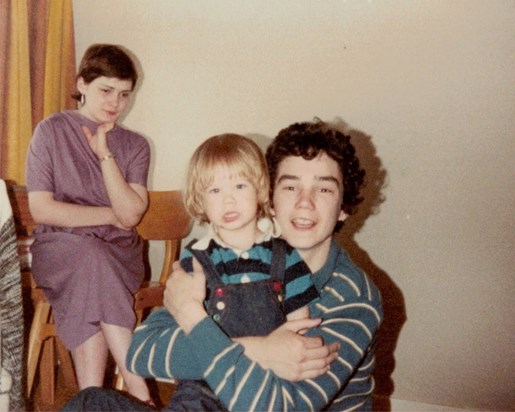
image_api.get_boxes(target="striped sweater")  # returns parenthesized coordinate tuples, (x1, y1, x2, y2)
(128, 240, 383, 411)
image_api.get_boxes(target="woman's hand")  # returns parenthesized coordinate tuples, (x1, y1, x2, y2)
(164, 260, 208, 334)
(82, 123, 114, 159)
(236, 319, 340, 381)
(82, 123, 148, 228)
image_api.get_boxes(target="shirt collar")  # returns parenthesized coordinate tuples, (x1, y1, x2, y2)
(191, 217, 281, 255)
(311, 239, 339, 291)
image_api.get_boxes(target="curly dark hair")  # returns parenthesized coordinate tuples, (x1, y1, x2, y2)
(266, 119, 365, 219)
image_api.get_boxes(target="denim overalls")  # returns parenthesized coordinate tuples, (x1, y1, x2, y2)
(164, 238, 287, 411)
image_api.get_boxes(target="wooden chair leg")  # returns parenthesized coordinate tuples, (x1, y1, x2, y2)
(56, 338, 77, 390)
(39, 338, 55, 405)
(27, 300, 51, 397)
(114, 368, 125, 391)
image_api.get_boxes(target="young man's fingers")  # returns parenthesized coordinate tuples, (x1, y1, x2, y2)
(283, 317, 322, 334)
(296, 342, 340, 380)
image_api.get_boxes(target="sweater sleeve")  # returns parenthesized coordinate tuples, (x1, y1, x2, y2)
(126, 308, 207, 380)
(126, 248, 201, 379)
(184, 249, 383, 411)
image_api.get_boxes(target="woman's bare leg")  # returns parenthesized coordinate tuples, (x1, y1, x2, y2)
(101, 322, 150, 402)
(71, 331, 108, 389)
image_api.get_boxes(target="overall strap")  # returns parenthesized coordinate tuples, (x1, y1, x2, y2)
(185, 240, 224, 290)
(270, 237, 287, 282)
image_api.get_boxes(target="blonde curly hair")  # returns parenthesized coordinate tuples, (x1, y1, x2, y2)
(184, 133, 271, 224)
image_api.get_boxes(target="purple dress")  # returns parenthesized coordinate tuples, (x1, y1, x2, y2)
(25, 110, 150, 350)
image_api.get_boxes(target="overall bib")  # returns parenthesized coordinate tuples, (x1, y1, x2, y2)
(165, 239, 287, 412)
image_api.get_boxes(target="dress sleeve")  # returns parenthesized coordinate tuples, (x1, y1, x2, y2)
(124, 136, 150, 187)
(26, 120, 55, 192)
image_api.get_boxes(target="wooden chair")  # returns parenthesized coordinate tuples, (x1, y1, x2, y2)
(7, 183, 76, 406)
(114, 190, 192, 390)
(8, 185, 192, 403)
(131, 190, 192, 326)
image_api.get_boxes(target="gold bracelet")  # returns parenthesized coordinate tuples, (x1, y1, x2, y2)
(100, 153, 116, 162)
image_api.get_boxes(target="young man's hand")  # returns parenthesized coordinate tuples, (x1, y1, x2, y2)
(236, 318, 340, 381)
(164, 259, 208, 334)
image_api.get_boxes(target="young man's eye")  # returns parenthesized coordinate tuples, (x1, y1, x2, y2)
(320, 187, 333, 193)
(121, 92, 131, 98)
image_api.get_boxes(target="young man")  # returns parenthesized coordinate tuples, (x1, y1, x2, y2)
(63, 119, 383, 411)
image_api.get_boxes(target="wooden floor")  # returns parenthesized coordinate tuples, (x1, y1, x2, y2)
(22, 291, 176, 411)
(28, 367, 176, 411)
(28, 369, 78, 411)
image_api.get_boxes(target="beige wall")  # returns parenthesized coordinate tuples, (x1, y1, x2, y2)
(73, 1, 515, 410)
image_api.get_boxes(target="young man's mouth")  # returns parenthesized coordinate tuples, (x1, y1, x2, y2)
(291, 218, 315, 229)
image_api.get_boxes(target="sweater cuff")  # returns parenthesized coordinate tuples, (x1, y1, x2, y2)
(187, 317, 242, 370)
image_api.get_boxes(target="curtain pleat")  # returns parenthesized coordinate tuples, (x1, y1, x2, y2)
(5, 0, 32, 185)
(28, 0, 48, 130)
(0, 0, 75, 184)
(0, 1, 10, 176)
(43, 0, 76, 118)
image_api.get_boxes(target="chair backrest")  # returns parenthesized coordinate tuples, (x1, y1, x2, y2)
(6, 184, 36, 289)
(137, 191, 192, 284)
(7, 184, 35, 236)
(7, 185, 192, 286)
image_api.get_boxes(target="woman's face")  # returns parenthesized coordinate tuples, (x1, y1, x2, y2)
(77, 76, 133, 124)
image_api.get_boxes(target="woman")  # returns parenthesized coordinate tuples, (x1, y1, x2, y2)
(26, 44, 151, 402)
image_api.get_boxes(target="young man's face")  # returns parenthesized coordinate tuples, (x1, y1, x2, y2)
(272, 152, 347, 271)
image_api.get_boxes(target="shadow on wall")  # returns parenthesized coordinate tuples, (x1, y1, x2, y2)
(332, 119, 407, 412)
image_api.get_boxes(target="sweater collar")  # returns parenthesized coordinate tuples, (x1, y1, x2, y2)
(311, 239, 340, 292)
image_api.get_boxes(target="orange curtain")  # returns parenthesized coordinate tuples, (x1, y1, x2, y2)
(0, 2, 10, 175)
(0, 0, 76, 184)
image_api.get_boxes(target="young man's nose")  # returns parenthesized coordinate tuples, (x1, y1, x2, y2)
(296, 189, 315, 209)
